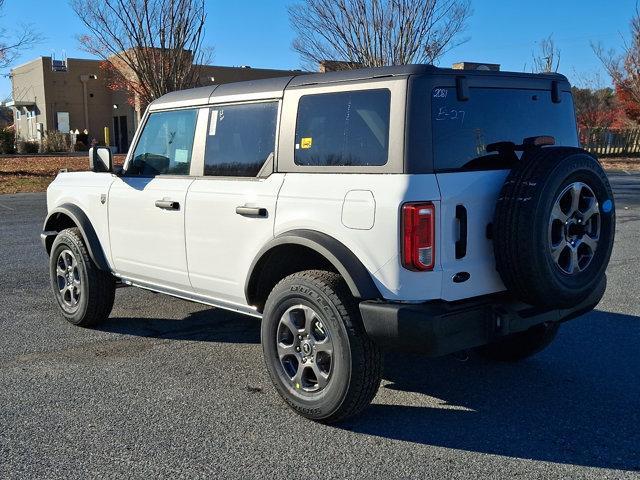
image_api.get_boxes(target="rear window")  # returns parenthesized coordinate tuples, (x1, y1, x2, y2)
(431, 88, 578, 171)
(294, 89, 390, 167)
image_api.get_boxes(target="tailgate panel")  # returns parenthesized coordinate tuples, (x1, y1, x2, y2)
(436, 170, 508, 301)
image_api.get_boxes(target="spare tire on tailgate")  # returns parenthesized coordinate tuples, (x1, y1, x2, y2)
(493, 147, 615, 308)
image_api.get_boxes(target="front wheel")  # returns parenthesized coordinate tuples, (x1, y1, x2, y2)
(49, 227, 116, 327)
(261, 270, 382, 423)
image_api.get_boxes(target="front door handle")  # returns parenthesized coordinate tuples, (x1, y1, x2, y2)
(236, 206, 267, 217)
(155, 199, 180, 210)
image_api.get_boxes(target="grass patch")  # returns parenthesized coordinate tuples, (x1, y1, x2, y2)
(599, 159, 640, 171)
(0, 174, 54, 194)
(0, 155, 126, 194)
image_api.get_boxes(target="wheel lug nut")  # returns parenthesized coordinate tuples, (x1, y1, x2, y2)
(295, 346, 301, 352)
(298, 335, 302, 340)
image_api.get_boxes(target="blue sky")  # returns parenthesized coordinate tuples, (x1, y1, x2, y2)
(1, 0, 636, 98)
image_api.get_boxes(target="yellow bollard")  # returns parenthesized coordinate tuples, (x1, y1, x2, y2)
(104, 126, 110, 147)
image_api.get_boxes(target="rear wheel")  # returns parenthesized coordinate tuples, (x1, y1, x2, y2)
(49, 228, 115, 327)
(261, 270, 382, 423)
(477, 322, 560, 362)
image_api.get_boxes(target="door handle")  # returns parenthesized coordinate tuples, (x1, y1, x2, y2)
(155, 199, 180, 210)
(455, 204, 468, 259)
(236, 206, 267, 217)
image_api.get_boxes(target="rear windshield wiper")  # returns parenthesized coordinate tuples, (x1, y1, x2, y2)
(459, 136, 556, 171)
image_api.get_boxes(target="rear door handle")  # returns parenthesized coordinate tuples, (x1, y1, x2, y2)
(155, 199, 180, 210)
(236, 206, 267, 217)
(455, 204, 468, 259)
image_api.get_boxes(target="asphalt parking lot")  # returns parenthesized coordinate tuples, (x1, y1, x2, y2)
(0, 172, 639, 479)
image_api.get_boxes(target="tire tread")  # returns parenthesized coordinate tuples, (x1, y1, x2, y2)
(50, 228, 115, 327)
(265, 270, 382, 423)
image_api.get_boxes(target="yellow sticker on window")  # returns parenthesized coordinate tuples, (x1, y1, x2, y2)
(300, 137, 313, 149)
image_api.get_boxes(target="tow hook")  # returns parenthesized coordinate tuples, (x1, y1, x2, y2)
(492, 306, 509, 335)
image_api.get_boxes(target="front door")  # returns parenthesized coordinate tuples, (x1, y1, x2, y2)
(108, 108, 200, 291)
(185, 101, 283, 307)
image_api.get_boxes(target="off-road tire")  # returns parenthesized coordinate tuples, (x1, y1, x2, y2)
(261, 270, 382, 423)
(493, 147, 615, 308)
(477, 322, 560, 362)
(49, 227, 115, 327)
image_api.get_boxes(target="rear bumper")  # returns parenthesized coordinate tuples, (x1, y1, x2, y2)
(359, 276, 606, 356)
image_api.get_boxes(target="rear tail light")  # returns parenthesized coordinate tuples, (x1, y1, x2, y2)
(402, 202, 435, 271)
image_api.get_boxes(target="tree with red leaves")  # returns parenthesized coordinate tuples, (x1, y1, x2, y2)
(615, 82, 640, 124)
(572, 87, 620, 130)
(593, 3, 640, 127)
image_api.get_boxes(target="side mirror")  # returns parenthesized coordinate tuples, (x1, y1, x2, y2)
(89, 147, 113, 173)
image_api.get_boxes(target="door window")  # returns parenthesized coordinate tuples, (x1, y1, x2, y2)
(294, 89, 391, 167)
(204, 102, 279, 177)
(128, 109, 198, 176)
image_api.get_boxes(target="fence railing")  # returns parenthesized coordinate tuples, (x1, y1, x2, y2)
(580, 128, 640, 158)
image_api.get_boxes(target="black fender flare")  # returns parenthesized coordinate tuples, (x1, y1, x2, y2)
(245, 229, 381, 304)
(42, 203, 111, 271)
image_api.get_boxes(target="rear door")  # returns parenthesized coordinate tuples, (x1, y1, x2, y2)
(185, 101, 284, 308)
(432, 86, 579, 301)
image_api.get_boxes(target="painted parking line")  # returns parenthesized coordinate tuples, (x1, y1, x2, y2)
(0, 202, 15, 211)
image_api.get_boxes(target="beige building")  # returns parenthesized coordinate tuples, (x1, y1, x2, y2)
(8, 56, 300, 152)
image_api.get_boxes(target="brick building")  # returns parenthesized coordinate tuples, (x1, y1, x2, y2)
(8, 56, 299, 152)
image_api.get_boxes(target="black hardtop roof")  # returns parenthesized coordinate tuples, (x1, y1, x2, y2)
(150, 64, 569, 108)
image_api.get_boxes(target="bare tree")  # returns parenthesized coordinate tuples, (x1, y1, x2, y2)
(288, 0, 472, 70)
(593, 3, 640, 107)
(0, 0, 42, 70)
(71, 0, 210, 108)
(531, 35, 560, 73)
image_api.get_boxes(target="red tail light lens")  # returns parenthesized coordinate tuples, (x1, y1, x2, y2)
(402, 202, 435, 271)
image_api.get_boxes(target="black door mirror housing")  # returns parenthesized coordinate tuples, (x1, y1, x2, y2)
(89, 147, 114, 173)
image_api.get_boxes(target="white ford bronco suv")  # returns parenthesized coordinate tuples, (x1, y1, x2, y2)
(42, 65, 615, 422)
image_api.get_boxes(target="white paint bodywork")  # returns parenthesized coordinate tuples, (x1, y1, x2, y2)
(46, 172, 115, 265)
(108, 176, 194, 290)
(184, 174, 285, 306)
(44, 72, 510, 315)
(275, 173, 445, 301)
(436, 170, 508, 301)
(46, 167, 507, 307)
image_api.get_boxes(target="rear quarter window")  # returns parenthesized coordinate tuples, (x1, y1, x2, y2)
(432, 88, 578, 172)
(294, 89, 391, 167)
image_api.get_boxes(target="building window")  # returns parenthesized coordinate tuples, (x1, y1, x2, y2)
(15, 110, 20, 120)
(57, 112, 70, 133)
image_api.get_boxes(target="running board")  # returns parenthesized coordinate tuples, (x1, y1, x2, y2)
(116, 275, 262, 318)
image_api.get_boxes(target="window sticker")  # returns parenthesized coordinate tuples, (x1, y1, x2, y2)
(209, 110, 219, 136)
(174, 149, 189, 164)
(300, 137, 313, 149)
